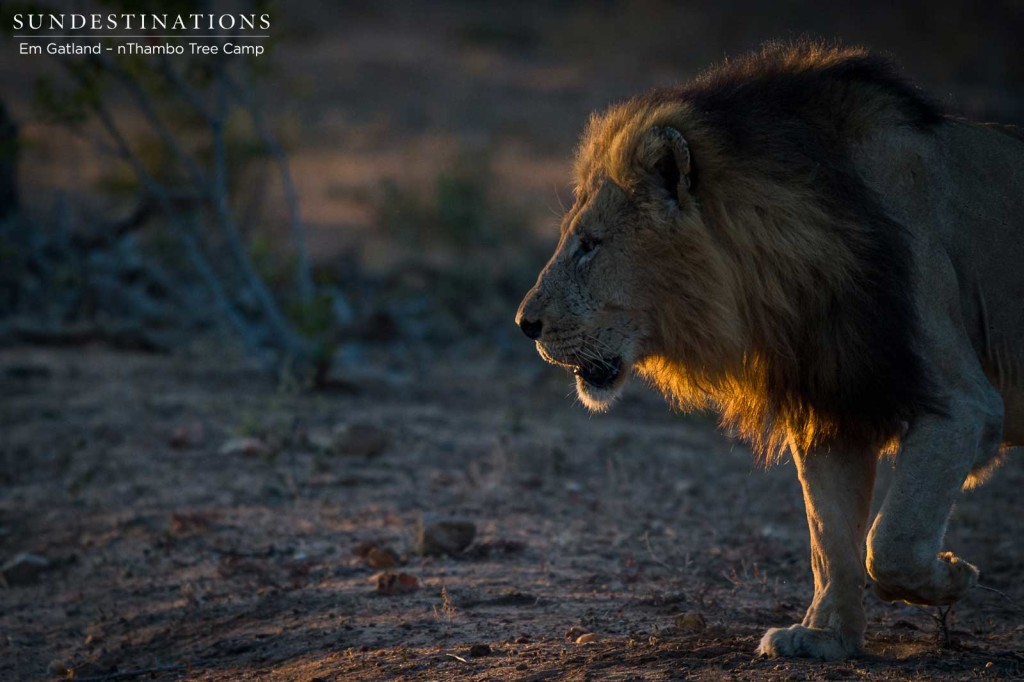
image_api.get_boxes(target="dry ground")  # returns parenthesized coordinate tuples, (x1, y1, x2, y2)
(2, 343, 1023, 681)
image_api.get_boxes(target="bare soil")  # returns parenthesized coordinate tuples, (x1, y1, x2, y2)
(2, 343, 1023, 681)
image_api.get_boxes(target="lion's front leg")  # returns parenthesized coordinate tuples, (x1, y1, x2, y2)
(758, 448, 876, 660)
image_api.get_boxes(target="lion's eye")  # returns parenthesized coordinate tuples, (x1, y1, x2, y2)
(578, 235, 602, 256)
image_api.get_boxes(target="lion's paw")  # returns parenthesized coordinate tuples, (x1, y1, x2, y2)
(757, 625, 860, 661)
(872, 552, 978, 606)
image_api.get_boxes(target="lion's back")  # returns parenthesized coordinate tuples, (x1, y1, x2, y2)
(855, 118, 1024, 444)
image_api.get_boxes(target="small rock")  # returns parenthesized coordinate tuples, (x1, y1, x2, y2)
(674, 612, 706, 632)
(353, 540, 400, 568)
(218, 437, 268, 457)
(365, 546, 399, 569)
(468, 643, 492, 657)
(306, 430, 336, 451)
(47, 660, 69, 677)
(168, 511, 215, 535)
(1, 552, 50, 586)
(575, 633, 600, 645)
(674, 479, 696, 494)
(564, 625, 586, 641)
(169, 421, 205, 449)
(333, 423, 390, 457)
(415, 515, 476, 556)
(353, 539, 384, 556)
(374, 571, 419, 595)
(463, 539, 526, 559)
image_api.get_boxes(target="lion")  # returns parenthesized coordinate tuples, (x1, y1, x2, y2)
(515, 41, 1024, 660)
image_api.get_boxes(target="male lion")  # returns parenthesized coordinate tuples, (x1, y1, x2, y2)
(516, 42, 1024, 660)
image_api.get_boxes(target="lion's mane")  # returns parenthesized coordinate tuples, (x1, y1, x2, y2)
(574, 42, 943, 457)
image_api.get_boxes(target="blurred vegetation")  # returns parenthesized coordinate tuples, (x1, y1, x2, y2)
(376, 149, 524, 254)
(1, 0, 351, 379)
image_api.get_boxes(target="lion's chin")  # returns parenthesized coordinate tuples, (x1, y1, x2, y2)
(574, 362, 629, 412)
(534, 342, 630, 410)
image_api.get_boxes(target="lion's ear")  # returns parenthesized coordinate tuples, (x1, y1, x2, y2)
(639, 126, 692, 208)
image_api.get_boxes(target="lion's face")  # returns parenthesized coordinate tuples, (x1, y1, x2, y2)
(516, 124, 746, 411)
(516, 179, 653, 410)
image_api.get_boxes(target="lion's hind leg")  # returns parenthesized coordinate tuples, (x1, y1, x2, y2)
(866, 391, 1000, 605)
(865, 250, 1004, 607)
(758, 448, 876, 660)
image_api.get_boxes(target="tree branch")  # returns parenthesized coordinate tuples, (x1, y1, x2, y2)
(225, 72, 314, 302)
(77, 73, 273, 367)
(95, 54, 209, 192)
(210, 66, 308, 359)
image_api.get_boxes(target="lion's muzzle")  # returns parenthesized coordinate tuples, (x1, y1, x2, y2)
(574, 356, 623, 389)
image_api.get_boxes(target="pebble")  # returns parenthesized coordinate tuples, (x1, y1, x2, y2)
(47, 661, 69, 677)
(365, 546, 399, 569)
(564, 625, 586, 640)
(415, 515, 476, 556)
(1, 552, 50, 586)
(333, 423, 390, 457)
(218, 437, 268, 457)
(674, 612, 706, 632)
(374, 571, 419, 595)
(169, 421, 205, 449)
(468, 643, 492, 657)
(306, 430, 335, 451)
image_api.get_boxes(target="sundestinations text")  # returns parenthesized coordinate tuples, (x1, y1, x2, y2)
(12, 13, 271, 32)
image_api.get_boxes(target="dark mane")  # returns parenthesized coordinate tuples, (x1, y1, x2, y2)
(585, 41, 945, 456)
(693, 42, 942, 453)
(687, 40, 941, 128)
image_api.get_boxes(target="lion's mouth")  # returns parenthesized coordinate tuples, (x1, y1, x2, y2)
(572, 356, 623, 389)
(535, 342, 629, 410)
(536, 343, 627, 394)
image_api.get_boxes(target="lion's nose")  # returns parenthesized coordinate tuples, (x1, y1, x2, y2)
(516, 286, 547, 340)
(518, 317, 544, 340)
